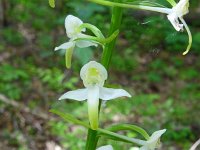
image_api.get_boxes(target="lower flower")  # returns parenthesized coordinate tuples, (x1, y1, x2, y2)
(58, 61, 131, 130)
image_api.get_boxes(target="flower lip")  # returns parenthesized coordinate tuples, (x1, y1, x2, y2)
(80, 61, 108, 87)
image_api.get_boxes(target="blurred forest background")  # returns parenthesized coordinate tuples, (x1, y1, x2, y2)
(0, 0, 200, 150)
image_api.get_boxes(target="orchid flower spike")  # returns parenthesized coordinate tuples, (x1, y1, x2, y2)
(139, 129, 166, 150)
(58, 61, 131, 130)
(96, 145, 113, 150)
(54, 15, 98, 68)
(166, 0, 192, 55)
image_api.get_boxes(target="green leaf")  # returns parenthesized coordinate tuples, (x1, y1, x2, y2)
(50, 109, 90, 128)
(106, 124, 150, 140)
(49, 0, 55, 8)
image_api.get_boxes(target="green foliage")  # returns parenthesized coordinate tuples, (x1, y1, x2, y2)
(74, 47, 94, 65)
(0, 64, 29, 99)
(1, 28, 24, 46)
(50, 109, 90, 128)
(49, 121, 86, 149)
(68, 1, 106, 20)
(37, 68, 64, 90)
(111, 48, 138, 72)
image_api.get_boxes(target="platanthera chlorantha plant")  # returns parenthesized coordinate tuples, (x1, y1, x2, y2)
(49, 0, 193, 149)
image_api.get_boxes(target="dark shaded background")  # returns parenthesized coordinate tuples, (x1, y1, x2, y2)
(0, 0, 200, 149)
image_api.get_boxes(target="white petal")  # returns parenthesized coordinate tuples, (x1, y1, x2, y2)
(65, 15, 85, 38)
(58, 88, 88, 101)
(76, 40, 98, 48)
(173, 0, 189, 17)
(148, 129, 166, 143)
(99, 87, 131, 101)
(76, 33, 98, 48)
(137, 129, 166, 150)
(54, 41, 75, 51)
(96, 145, 113, 150)
(87, 86, 100, 130)
(167, 13, 183, 31)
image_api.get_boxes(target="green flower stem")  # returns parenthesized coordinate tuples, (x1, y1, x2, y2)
(87, 0, 172, 14)
(101, 0, 123, 69)
(85, 1, 123, 150)
(85, 129, 99, 150)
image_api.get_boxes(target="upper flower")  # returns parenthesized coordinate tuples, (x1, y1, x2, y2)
(140, 129, 166, 150)
(167, 0, 189, 31)
(59, 61, 131, 130)
(54, 15, 98, 68)
(166, 0, 192, 55)
(140, 0, 191, 55)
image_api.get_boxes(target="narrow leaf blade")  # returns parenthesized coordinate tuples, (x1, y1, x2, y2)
(50, 109, 90, 128)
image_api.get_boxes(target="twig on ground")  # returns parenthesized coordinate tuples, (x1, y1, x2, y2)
(190, 138, 200, 150)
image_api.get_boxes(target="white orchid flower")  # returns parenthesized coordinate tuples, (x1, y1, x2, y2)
(140, 0, 191, 55)
(58, 61, 131, 130)
(139, 129, 166, 150)
(54, 15, 97, 68)
(96, 145, 113, 150)
(166, 0, 192, 55)
(89, 0, 192, 55)
(167, 0, 189, 31)
(141, 0, 191, 55)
